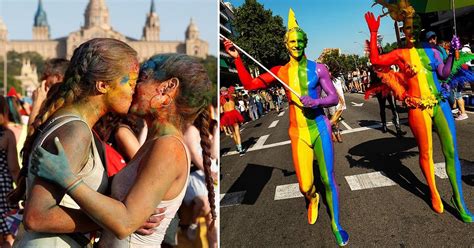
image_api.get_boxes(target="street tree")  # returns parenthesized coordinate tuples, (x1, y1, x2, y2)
(232, 0, 288, 72)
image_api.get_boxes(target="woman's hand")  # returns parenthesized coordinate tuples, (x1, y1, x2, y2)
(365, 12, 380, 33)
(30, 137, 76, 189)
(134, 207, 166, 235)
(223, 39, 240, 59)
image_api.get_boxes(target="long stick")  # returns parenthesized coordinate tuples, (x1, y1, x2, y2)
(452, 0, 457, 36)
(219, 34, 301, 98)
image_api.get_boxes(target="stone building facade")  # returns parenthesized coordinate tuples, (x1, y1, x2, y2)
(0, 0, 208, 93)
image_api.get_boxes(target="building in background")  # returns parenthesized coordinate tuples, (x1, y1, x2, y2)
(0, 0, 208, 94)
(219, 0, 239, 88)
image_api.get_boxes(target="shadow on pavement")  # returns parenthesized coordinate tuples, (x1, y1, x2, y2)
(345, 137, 431, 212)
(242, 136, 257, 151)
(220, 147, 231, 155)
(345, 137, 469, 221)
(460, 159, 474, 186)
(222, 163, 273, 205)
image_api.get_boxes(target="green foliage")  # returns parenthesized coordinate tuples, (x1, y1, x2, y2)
(201, 55, 218, 106)
(382, 42, 398, 53)
(320, 51, 369, 76)
(232, 0, 288, 69)
(202, 55, 217, 85)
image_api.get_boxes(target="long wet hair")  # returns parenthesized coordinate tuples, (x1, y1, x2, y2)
(9, 38, 137, 204)
(139, 54, 216, 225)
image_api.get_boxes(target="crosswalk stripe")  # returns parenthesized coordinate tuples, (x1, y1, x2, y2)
(252, 135, 269, 149)
(270, 162, 474, 201)
(434, 162, 474, 179)
(220, 191, 246, 207)
(345, 172, 397, 191)
(340, 120, 352, 130)
(278, 111, 285, 117)
(269, 120, 279, 128)
(434, 162, 448, 179)
(221, 140, 292, 157)
(340, 119, 408, 135)
(274, 183, 302, 200)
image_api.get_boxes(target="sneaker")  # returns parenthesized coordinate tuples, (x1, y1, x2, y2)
(451, 109, 459, 114)
(455, 113, 468, 121)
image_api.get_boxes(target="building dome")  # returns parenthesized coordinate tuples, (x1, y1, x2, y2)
(185, 18, 199, 40)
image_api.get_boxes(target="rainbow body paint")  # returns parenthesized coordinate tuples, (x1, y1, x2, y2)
(228, 8, 349, 246)
(366, 11, 473, 222)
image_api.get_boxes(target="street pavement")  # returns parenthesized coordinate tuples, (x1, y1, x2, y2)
(219, 93, 474, 247)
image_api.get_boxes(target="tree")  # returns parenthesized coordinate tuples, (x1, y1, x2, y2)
(382, 42, 398, 53)
(320, 51, 369, 77)
(202, 55, 217, 86)
(232, 0, 288, 71)
(0, 51, 45, 95)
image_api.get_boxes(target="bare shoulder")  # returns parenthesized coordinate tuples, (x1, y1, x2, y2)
(40, 118, 92, 172)
(150, 135, 186, 153)
(184, 125, 199, 139)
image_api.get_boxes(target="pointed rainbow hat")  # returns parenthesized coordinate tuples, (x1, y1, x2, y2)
(287, 8, 299, 30)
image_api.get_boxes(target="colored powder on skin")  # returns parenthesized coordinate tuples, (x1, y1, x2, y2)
(120, 75, 130, 85)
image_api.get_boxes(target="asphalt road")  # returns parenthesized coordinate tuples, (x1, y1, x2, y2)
(219, 93, 474, 247)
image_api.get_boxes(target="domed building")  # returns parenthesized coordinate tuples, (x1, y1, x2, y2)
(0, 0, 208, 62)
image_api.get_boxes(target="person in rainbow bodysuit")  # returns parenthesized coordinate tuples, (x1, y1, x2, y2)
(365, 12, 473, 222)
(224, 9, 349, 246)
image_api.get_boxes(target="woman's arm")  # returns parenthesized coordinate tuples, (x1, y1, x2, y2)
(24, 121, 100, 233)
(184, 125, 204, 171)
(330, 97, 344, 125)
(33, 136, 187, 239)
(6, 129, 20, 183)
(115, 125, 140, 161)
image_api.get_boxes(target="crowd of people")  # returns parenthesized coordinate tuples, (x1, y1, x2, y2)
(0, 38, 218, 248)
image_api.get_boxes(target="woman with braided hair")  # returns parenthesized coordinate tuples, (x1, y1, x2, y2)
(12, 38, 162, 247)
(30, 53, 216, 247)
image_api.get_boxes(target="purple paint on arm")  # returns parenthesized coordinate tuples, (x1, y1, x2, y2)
(300, 64, 338, 109)
(437, 52, 453, 80)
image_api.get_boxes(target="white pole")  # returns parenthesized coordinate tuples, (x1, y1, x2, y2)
(452, 0, 457, 37)
(219, 34, 301, 98)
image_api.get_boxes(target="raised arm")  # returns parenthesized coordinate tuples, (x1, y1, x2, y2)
(435, 36, 461, 79)
(32, 136, 187, 239)
(224, 39, 280, 90)
(365, 12, 403, 68)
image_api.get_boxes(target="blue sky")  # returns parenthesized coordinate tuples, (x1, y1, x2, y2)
(0, 0, 218, 56)
(228, 0, 400, 58)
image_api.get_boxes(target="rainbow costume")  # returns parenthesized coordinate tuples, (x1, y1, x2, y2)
(365, 12, 473, 222)
(228, 9, 349, 246)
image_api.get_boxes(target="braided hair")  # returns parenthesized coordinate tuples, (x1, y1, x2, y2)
(9, 38, 137, 204)
(140, 54, 216, 224)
